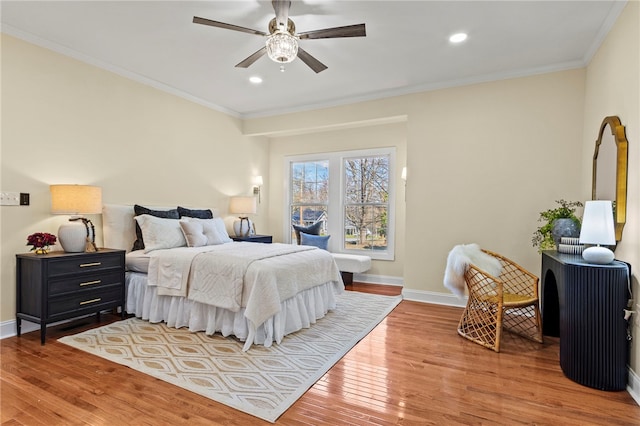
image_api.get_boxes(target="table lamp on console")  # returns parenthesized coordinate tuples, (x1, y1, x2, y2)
(50, 184, 102, 252)
(579, 200, 616, 264)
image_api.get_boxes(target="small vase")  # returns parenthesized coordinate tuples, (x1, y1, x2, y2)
(34, 247, 50, 255)
(551, 219, 580, 249)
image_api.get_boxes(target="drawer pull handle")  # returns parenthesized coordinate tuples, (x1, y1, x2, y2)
(79, 298, 101, 306)
(80, 280, 101, 287)
(80, 262, 102, 267)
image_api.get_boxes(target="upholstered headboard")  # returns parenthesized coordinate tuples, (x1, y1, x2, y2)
(102, 204, 220, 252)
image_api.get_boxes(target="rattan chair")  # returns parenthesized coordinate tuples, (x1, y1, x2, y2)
(457, 249, 543, 352)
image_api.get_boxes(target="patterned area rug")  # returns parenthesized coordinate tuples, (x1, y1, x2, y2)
(59, 291, 402, 422)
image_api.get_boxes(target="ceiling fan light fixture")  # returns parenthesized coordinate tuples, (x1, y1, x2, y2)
(266, 31, 298, 63)
(449, 32, 468, 43)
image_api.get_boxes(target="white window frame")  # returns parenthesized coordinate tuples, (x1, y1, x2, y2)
(284, 147, 396, 261)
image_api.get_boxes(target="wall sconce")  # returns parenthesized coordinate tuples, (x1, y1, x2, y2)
(579, 200, 616, 264)
(401, 167, 407, 201)
(50, 184, 102, 252)
(253, 175, 263, 203)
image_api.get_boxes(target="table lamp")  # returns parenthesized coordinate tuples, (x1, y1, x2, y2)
(579, 200, 616, 264)
(229, 196, 257, 237)
(50, 184, 102, 252)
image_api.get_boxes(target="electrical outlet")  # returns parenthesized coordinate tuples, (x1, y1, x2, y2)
(0, 192, 20, 206)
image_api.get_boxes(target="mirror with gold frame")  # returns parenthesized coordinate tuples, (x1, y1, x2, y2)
(592, 116, 628, 242)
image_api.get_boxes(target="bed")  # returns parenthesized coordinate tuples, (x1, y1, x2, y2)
(102, 204, 344, 351)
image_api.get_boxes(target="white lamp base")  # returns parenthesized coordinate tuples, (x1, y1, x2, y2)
(58, 221, 87, 252)
(233, 218, 254, 237)
(582, 246, 614, 264)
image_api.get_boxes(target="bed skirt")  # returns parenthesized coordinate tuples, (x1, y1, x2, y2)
(125, 272, 339, 351)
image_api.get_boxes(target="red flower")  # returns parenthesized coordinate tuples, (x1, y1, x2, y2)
(27, 232, 57, 250)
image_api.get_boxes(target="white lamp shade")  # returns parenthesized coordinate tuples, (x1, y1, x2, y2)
(254, 175, 263, 186)
(50, 185, 102, 214)
(229, 196, 257, 215)
(579, 200, 615, 264)
(579, 200, 615, 245)
(50, 185, 102, 252)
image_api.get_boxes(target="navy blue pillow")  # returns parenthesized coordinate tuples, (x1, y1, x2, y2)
(177, 206, 213, 219)
(292, 221, 323, 245)
(300, 232, 330, 250)
(132, 205, 180, 251)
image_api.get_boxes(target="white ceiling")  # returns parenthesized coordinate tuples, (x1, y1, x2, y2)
(1, 1, 625, 118)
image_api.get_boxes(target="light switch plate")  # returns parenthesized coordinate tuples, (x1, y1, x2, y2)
(0, 192, 21, 206)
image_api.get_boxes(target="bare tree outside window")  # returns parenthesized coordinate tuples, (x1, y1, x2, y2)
(344, 156, 389, 251)
(290, 160, 329, 240)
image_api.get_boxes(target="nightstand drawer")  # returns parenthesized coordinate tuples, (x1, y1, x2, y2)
(48, 271, 123, 296)
(48, 285, 122, 317)
(48, 254, 123, 277)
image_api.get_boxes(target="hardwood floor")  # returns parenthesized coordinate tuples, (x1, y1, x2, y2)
(2, 283, 639, 425)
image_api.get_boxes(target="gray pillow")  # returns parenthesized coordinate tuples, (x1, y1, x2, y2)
(177, 206, 213, 219)
(300, 232, 330, 250)
(292, 221, 323, 245)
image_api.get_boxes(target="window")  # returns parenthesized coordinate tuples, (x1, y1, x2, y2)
(290, 160, 329, 241)
(286, 148, 396, 261)
(344, 156, 389, 252)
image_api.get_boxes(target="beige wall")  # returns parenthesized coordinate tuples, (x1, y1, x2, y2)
(583, 1, 640, 385)
(248, 69, 586, 299)
(0, 34, 268, 323)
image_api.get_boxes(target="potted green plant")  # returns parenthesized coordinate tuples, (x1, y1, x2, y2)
(532, 199, 583, 252)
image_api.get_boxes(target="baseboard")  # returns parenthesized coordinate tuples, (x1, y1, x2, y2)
(401, 288, 467, 308)
(354, 273, 404, 287)
(1, 318, 40, 340)
(628, 367, 640, 406)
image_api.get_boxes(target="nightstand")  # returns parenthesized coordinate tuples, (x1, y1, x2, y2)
(16, 248, 126, 344)
(231, 234, 273, 244)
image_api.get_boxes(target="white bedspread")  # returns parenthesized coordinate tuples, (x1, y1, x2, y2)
(147, 246, 218, 297)
(148, 242, 342, 331)
(187, 243, 315, 311)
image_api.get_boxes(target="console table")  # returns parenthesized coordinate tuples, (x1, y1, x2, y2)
(541, 250, 630, 390)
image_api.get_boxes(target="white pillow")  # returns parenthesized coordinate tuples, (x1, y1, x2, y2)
(179, 219, 224, 247)
(134, 214, 186, 253)
(183, 217, 232, 244)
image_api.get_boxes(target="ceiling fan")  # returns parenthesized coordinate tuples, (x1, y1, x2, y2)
(193, 0, 366, 73)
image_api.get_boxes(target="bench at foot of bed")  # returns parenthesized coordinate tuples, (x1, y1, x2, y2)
(331, 253, 371, 285)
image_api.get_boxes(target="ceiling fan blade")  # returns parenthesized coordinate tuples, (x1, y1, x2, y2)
(235, 47, 268, 68)
(272, 0, 291, 28)
(193, 16, 267, 36)
(298, 23, 366, 40)
(297, 47, 328, 73)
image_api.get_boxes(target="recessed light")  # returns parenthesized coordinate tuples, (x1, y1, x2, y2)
(449, 33, 468, 43)
(249, 76, 263, 84)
